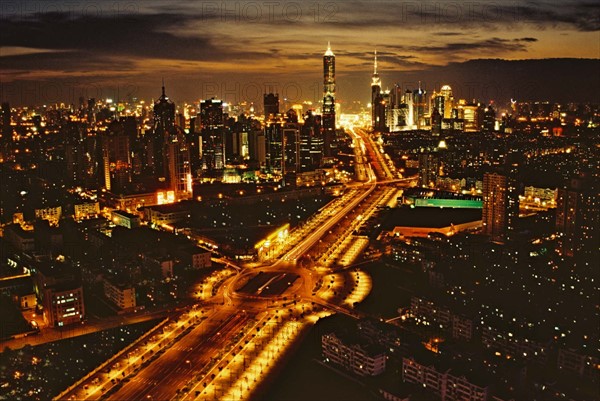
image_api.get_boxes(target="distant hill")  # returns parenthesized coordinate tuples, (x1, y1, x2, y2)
(387, 58, 600, 104)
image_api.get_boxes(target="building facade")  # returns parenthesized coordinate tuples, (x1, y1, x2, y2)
(322, 332, 386, 376)
(482, 166, 519, 243)
(103, 277, 136, 310)
(402, 357, 489, 401)
(555, 173, 599, 268)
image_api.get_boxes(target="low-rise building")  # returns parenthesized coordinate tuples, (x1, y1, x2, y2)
(31, 259, 85, 327)
(142, 253, 174, 278)
(356, 318, 405, 354)
(175, 246, 212, 269)
(402, 356, 489, 401)
(103, 276, 136, 310)
(481, 326, 549, 361)
(111, 210, 141, 229)
(452, 314, 474, 342)
(0, 275, 36, 310)
(34, 205, 62, 225)
(557, 348, 600, 381)
(411, 296, 474, 342)
(142, 203, 190, 227)
(384, 208, 482, 238)
(4, 224, 35, 252)
(322, 332, 386, 376)
(44, 284, 85, 327)
(74, 202, 100, 220)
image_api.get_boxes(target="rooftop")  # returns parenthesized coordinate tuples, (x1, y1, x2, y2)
(111, 210, 139, 219)
(383, 207, 482, 229)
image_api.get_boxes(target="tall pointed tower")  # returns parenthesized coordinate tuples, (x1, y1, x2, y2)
(371, 50, 386, 132)
(322, 42, 336, 156)
(371, 50, 381, 128)
(152, 82, 175, 179)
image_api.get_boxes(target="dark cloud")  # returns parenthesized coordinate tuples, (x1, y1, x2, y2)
(0, 51, 136, 73)
(519, 37, 538, 42)
(433, 32, 464, 36)
(0, 12, 267, 62)
(329, 0, 599, 31)
(400, 37, 538, 54)
(0, 1, 596, 106)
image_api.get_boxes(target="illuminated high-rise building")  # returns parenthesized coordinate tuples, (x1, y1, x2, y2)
(385, 84, 403, 132)
(229, 115, 254, 161)
(431, 107, 442, 136)
(265, 119, 283, 173)
(440, 85, 454, 119)
(166, 128, 192, 200)
(151, 84, 175, 179)
(371, 51, 387, 132)
(404, 89, 414, 128)
(283, 122, 301, 174)
(199, 98, 225, 170)
(101, 121, 132, 192)
(482, 156, 520, 242)
(322, 42, 336, 156)
(413, 83, 427, 129)
(555, 173, 599, 268)
(432, 92, 445, 121)
(457, 101, 483, 132)
(482, 104, 497, 132)
(482, 173, 509, 242)
(300, 110, 323, 171)
(418, 152, 440, 188)
(154, 83, 175, 135)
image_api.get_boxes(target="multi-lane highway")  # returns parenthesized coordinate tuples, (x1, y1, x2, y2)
(106, 308, 248, 401)
(56, 126, 411, 401)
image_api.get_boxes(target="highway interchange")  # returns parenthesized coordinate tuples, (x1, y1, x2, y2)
(55, 127, 415, 401)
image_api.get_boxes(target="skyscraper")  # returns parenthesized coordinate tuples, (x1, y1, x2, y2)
(482, 173, 508, 242)
(199, 98, 225, 171)
(264, 93, 280, 118)
(371, 51, 387, 132)
(0, 102, 11, 160)
(1, 102, 11, 143)
(413, 84, 427, 129)
(431, 107, 442, 136)
(64, 122, 87, 186)
(101, 121, 132, 192)
(482, 105, 497, 132)
(385, 84, 402, 132)
(322, 42, 336, 156)
(166, 128, 192, 199)
(283, 122, 301, 174)
(457, 102, 483, 133)
(482, 157, 520, 243)
(418, 152, 440, 188)
(431, 92, 445, 123)
(300, 110, 323, 171)
(404, 89, 414, 128)
(153, 83, 176, 137)
(440, 85, 454, 119)
(555, 173, 599, 268)
(265, 120, 283, 173)
(151, 84, 175, 179)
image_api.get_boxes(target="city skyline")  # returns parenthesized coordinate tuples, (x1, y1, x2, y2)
(1, 1, 599, 105)
(0, 2, 598, 401)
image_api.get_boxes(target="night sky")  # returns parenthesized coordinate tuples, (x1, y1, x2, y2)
(1, 0, 599, 106)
